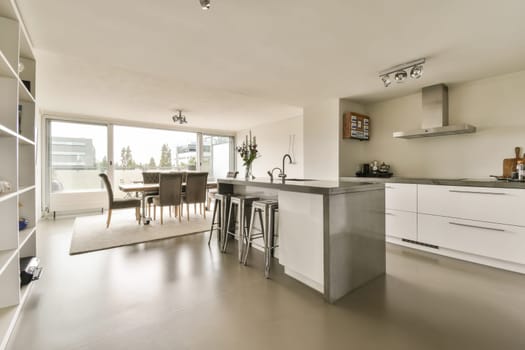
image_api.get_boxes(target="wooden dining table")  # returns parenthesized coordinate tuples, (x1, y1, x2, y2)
(118, 182, 217, 224)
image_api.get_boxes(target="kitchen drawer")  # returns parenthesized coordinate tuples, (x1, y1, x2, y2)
(418, 213, 525, 264)
(418, 185, 525, 226)
(386, 209, 417, 240)
(385, 183, 417, 212)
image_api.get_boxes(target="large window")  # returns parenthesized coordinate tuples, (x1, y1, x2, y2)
(113, 125, 198, 198)
(45, 118, 234, 212)
(201, 135, 234, 180)
(48, 120, 108, 192)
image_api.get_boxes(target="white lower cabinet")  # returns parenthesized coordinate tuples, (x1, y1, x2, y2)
(385, 209, 417, 241)
(418, 213, 525, 265)
(386, 183, 525, 273)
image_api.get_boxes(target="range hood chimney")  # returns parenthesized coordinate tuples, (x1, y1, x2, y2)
(393, 84, 476, 139)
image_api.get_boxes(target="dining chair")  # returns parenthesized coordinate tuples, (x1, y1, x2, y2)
(149, 173, 184, 224)
(99, 173, 141, 228)
(142, 171, 160, 217)
(183, 172, 208, 221)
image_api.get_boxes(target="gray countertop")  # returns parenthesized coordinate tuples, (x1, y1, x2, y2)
(218, 176, 525, 193)
(217, 178, 384, 195)
(340, 176, 525, 189)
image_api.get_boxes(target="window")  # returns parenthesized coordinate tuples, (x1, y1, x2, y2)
(201, 135, 234, 180)
(48, 120, 108, 192)
(113, 125, 198, 198)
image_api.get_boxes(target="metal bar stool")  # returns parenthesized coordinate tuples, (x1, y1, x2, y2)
(222, 195, 259, 261)
(242, 199, 278, 278)
(208, 193, 229, 246)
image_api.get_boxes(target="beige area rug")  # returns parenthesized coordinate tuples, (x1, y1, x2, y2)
(70, 209, 212, 255)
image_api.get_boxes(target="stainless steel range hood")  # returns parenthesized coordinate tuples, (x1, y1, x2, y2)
(393, 84, 476, 139)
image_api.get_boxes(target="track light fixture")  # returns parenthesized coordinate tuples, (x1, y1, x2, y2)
(379, 58, 425, 87)
(199, 0, 211, 10)
(172, 110, 188, 124)
(381, 75, 391, 87)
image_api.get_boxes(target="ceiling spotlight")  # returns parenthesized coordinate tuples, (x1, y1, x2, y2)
(199, 0, 211, 10)
(381, 75, 391, 87)
(172, 110, 188, 124)
(394, 70, 407, 82)
(410, 64, 423, 79)
(378, 58, 426, 88)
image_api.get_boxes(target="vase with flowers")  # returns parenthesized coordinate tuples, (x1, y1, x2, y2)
(236, 131, 259, 180)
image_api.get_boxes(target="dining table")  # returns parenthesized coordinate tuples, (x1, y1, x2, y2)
(118, 181, 217, 224)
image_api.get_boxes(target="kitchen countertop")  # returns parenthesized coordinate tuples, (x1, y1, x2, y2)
(340, 176, 525, 189)
(217, 178, 384, 195)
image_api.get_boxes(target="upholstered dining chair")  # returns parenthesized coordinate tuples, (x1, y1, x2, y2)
(149, 172, 184, 224)
(99, 173, 141, 228)
(142, 171, 160, 217)
(183, 172, 208, 221)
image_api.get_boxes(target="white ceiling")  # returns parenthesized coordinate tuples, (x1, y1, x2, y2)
(17, 0, 525, 131)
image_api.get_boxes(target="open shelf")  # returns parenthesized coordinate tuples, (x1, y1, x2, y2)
(17, 186, 35, 196)
(18, 226, 35, 249)
(0, 51, 15, 79)
(0, 249, 16, 276)
(18, 78, 34, 103)
(18, 134, 34, 146)
(0, 192, 17, 204)
(0, 282, 33, 350)
(0, 124, 16, 138)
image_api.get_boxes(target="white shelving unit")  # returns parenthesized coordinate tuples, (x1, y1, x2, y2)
(0, 0, 38, 348)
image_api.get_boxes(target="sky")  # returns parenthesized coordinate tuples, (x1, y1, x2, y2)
(51, 121, 197, 164)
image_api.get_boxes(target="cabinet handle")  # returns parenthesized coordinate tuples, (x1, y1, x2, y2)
(385, 186, 393, 189)
(385, 212, 395, 216)
(448, 190, 506, 195)
(449, 221, 505, 232)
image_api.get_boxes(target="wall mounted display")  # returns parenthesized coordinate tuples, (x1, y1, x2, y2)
(343, 112, 370, 140)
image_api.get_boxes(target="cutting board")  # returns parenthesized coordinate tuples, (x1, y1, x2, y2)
(503, 147, 523, 177)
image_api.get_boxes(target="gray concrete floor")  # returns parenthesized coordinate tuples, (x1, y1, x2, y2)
(7, 217, 525, 350)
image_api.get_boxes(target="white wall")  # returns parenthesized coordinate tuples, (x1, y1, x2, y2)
(340, 70, 525, 178)
(236, 116, 303, 179)
(303, 99, 340, 180)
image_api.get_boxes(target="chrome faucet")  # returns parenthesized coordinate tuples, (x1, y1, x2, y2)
(279, 154, 293, 183)
(267, 167, 282, 183)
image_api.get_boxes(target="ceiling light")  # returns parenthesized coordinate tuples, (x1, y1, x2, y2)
(394, 70, 407, 82)
(381, 75, 391, 87)
(199, 0, 211, 10)
(410, 64, 423, 79)
(378, 58, 426, 87)
(172, 110, 188, 124)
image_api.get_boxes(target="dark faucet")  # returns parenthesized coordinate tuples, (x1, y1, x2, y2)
(279, 154, 293, 183)
(267, 167, 282, 183)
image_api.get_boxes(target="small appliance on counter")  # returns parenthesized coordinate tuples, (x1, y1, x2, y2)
(356, 161, 393, 178)
(20, 256, 42, 286)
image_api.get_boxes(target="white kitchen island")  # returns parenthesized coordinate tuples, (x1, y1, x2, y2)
(217, 178, 385, 303)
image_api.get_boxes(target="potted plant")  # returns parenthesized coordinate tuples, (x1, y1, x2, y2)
(236, 131, 259, 180)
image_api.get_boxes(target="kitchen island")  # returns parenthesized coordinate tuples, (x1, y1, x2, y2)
(217, 178, 385, 303)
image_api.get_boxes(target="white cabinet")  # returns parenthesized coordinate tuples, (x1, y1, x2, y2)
(385, 183, 417, 241)
(418, 213, 525, 265)
(418, 185, 525, 226)
(385, 209, 417, 241)
(278, 191, 324, 293)
(385, 183, 417, 212)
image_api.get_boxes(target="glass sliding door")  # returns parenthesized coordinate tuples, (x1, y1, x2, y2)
(201, 135, 234, 180)
(47, 120, 108, 213)
(113, 125, 197, 198)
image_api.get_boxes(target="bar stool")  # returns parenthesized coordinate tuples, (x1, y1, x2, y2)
(222, 195, 259, 261)
(208, 193, 229, 246)
(242, 199, 278, 278)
